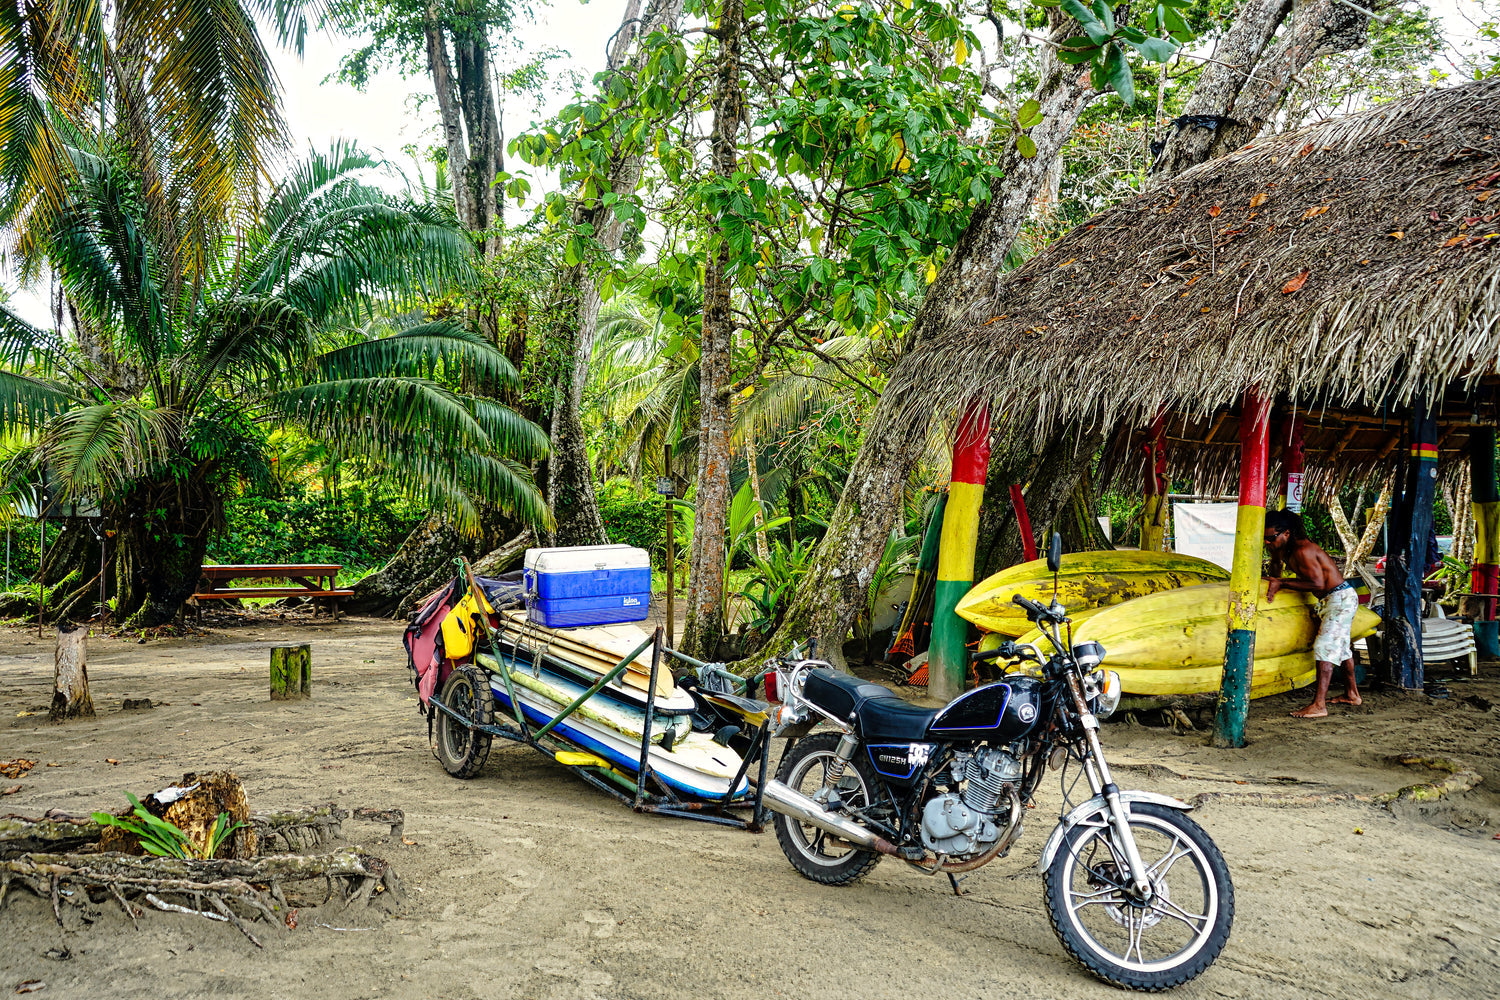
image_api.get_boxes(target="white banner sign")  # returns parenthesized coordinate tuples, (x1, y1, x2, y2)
(1172, 502, 1240, 571)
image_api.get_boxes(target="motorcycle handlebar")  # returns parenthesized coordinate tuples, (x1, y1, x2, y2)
(971, 643, 1015, 663)
(1011, 594, 1049, 619)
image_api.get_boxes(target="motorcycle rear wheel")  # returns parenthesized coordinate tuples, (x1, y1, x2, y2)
(435, 666, 494, 778)
(772, 733, 882, 886)
(1044, 802, 1233, 991)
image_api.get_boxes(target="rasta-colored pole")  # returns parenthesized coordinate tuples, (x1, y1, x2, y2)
(1471, 427, 1499, 622)
(930, 404, 990, 702)
(1139, 414, 1167, 552)
(1214, 388, 1269, 749)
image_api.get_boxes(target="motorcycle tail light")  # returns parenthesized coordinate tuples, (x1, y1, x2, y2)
(762, 671, 781, 703)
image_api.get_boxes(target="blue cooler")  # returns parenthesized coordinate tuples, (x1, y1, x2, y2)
(524, 544, 652, 627)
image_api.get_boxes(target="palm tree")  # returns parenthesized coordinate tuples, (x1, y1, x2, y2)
(1, 0, 317, 262)
(0, 140, 548, 626)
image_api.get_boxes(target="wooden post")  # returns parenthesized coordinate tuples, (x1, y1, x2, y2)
(1139, 414, 1168, 552)
(49, 622, 95, 722)
(270, 645, 311, 700)
(930, 404, 990, 702)
(664, 442, 675, 648)
(1470, 426, 1499, 621)
(1280, 410, 1306, 513)
(1385, 401, 1436, 691)
(1213, 389, 1269, 748)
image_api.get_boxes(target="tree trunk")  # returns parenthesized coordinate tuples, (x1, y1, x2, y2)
(111, 475, 218, 628)
(681, 0, 744, 660)
(745, 18, 1099, 668)
(745, 423, 769, 563)
(546, 0, 686, 548)
(1056, 465, 1114, 553)
(49, 622, 93, 722)
(1150, 0, 1366, 180)
(348, 517, 493, 618)
(423, 3, 473, 231)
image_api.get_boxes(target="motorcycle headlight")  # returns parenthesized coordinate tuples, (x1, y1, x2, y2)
(1092, 669, 1122, 720)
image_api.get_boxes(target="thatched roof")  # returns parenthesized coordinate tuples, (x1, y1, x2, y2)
(894, 78, 1500, 487)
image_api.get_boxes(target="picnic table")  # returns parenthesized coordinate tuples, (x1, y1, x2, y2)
(193, 564, 354, 620)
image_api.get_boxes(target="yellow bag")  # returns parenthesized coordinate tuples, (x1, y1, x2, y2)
(439, 587, 496, 662)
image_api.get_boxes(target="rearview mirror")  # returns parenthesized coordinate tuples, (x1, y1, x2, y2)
(1047, 532, 1063, 573)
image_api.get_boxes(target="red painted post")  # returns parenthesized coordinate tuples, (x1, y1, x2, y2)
(1281, 411, 1306, 512)
(1140, 414, 1168, 551)
(1008, 484, 1037, 562)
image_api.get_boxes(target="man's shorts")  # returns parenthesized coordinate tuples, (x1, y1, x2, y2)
(1313, 584, 1357, 663)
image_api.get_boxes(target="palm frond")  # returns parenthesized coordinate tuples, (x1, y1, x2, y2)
(315, 323, 519, 390)
(118, 0, 285, 223)
(38, 400, 177, 498)
(0, 370, 84, 430)
(0, 0, 102, 241)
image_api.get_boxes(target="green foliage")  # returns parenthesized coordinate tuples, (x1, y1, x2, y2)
(597, 478, 669, 562)
(211, 484, 427, 580)
(738, 537, 816, 636)
(92, 793, 246, 861)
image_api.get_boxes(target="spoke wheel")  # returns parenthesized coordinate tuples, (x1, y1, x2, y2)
(772, 733, 883, 886)
(434, 666, 494, 779)
(1044, 802, 1234, 991)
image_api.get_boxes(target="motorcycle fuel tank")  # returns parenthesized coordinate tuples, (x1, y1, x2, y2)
(928, 675, 1044, 741)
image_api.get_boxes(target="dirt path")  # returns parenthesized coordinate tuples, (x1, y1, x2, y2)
(2, 617, 1497, 999)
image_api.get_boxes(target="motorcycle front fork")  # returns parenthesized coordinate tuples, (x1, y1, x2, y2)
(1065, 672, 1154, 899)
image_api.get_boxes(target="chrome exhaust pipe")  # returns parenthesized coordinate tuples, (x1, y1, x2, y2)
(760, 779, 904, 858)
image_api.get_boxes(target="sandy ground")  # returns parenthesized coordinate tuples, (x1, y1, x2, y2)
(2, 614, 1498, 1000)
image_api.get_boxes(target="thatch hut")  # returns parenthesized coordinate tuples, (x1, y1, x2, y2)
(893, 78, 1500, 743)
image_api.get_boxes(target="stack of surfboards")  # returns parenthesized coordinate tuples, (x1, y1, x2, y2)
(483, 613, 748, 799)
(956, 551, 1231, 637)
(500, 610, 674, 698)
(957, 551, 1380, 699)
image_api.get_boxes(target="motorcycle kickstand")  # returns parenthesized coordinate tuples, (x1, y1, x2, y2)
(946, 872, 969, 897)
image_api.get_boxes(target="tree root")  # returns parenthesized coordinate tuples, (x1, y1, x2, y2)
(1189, 754, 1482, 811)
(0, 846, 400, 945)
(1372, 754, 1483, 805)
(3, 802, 397, 858)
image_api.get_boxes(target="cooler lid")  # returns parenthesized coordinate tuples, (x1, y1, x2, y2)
(524, 544, 648, 573)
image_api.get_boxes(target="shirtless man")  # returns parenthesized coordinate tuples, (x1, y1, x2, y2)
(1262, 509, 1362, 718)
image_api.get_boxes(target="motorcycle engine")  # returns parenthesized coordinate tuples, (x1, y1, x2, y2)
(919, 748, 1022, 858)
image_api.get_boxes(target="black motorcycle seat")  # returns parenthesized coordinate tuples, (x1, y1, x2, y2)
(857, 697, 939, 743)
(802, 668, 899, 723)
(801, 668, 938, 741)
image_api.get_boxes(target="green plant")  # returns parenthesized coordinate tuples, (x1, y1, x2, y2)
(92, 793, 246, 861)
(858, 527, 919, 638)
(738, 537, 816, 636)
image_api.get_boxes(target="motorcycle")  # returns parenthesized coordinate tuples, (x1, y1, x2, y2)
(758, 534, 1234, 991)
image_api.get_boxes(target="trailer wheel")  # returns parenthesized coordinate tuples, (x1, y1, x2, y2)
(435, 666, 494, 778)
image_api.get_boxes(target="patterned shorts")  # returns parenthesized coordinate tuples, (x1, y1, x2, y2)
(1313, 586, 1357, 664)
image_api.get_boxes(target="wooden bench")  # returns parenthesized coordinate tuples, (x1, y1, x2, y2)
(193, 564, 353, 620)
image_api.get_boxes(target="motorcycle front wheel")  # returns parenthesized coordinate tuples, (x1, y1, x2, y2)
(772, 733, 882, 886)
(1044, 802, 1233, 991)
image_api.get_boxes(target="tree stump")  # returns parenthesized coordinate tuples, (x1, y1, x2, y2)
(49, 622, 94, 722)
(270, 645, 311, 700)
(98, 770, 257, 859)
